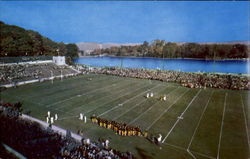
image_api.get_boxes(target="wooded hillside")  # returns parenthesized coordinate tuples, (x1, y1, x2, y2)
(0, 21, 78, 63)
(92, 40, 249, 59)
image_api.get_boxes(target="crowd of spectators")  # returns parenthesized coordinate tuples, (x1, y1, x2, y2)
(0, 63, 78, 85)
(76, 65, 249, 90)
(0, 56, 51, 64)
(0, 102, 134, 159)
(61, 138, 133, 159)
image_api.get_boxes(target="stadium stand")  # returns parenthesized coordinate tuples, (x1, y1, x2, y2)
(0, 63, 79, 85)
(0, 56, 52, 64)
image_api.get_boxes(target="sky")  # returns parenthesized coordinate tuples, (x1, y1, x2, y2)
(0, 1, 249, 44)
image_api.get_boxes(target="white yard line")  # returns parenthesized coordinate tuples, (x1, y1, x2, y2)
(57, 115, 79, 121)
(14, 94, 76, 117)
(128, 87, 180, 125)
(191, 150, 216, 159)
(20, 74, 111, 101)
(21, 114, 83, 142)
(162, 89, 202, 143)
(113, 99, 147, 120)
(145, 88, 189, 131)
(23, 75, 109, 100)
(83, 84, 152, 115)
(163, 142, 215, 159)
(97, 84, 161, 117)
(187, 91, 214, 149)
(240, 95, 250, 149)
(46, 82, 118, 108)
(111, 86, 170, 120)
(128, 101, 159, 125)
(187, 149, 197, 159)
(162, 142, 186, 151)
(55, 108, 75, 116)
(216, 92, 227, 159)
(56, 81, 139, 110)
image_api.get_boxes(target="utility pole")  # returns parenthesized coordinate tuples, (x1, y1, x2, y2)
(162, 43, 166, 70)
(61, 70, 63, 81)
(50, 70, 53, 84)
(56, 49, 60, 56)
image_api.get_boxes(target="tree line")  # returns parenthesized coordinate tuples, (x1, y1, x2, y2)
(92, 40, 248, 59)
(0, 21, 78, 63)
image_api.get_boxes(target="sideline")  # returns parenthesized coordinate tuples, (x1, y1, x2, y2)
(1, 142, 27, 159)
(20, 114, 83, 142)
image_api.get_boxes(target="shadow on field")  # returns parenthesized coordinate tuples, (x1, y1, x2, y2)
(135, 147, 154, 159)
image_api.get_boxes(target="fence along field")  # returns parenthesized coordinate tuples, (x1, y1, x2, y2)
(1, 74, 249, 159)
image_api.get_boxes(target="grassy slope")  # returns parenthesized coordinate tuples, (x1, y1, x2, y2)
(1, 74, 249, 159)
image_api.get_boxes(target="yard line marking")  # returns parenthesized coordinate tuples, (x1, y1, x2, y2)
(56, 108, 75, 116)
(67, 82, 144, 113)
(97, 84, 161, 117)
(216, 92, 227, 159)
(187, 149, 197, 159)
(113, 99, 147, 120)
(46, 79, 122, 108)
(162, 142, 186, 151)
(83, 84, 154, 115)
(56, 81, 139, 110)
(191, 150, 216, 159)
(128, 87, 181, 125)
(146, 88, 189, 131)
(187, 91, 214, 150)
(128, 101, 159, 125)
(25, 75, 111, 100)
(111, 86, 172, 120)
(13, 94, 76, 118)
(46, 79, 125, 108)
(163, 142, 215, 159)
(162, 89, 202, 143)
(57, 115, 78, 121)
(241, 95, 250, 149)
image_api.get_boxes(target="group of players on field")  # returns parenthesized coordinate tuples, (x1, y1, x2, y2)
(90, 115, 148, 137)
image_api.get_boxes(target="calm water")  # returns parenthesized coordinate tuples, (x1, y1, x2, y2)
(74, 56, 249, 74)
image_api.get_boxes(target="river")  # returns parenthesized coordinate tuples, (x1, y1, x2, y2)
(74, 56, 249, 74)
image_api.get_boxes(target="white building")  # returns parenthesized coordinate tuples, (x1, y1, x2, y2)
(53, 56, 65, 65)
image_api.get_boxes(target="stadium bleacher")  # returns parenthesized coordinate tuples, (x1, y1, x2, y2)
(0, 63, 79, 85)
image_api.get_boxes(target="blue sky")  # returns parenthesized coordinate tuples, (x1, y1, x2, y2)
(0, 1, 249, 43)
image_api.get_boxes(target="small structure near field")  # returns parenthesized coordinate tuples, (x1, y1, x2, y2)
(53, 56, 65, 65)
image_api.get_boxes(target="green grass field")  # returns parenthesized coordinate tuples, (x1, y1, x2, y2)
(1, 74, 249, 159)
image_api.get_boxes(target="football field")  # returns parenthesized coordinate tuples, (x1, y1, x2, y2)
(1, 74, 249, 159)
